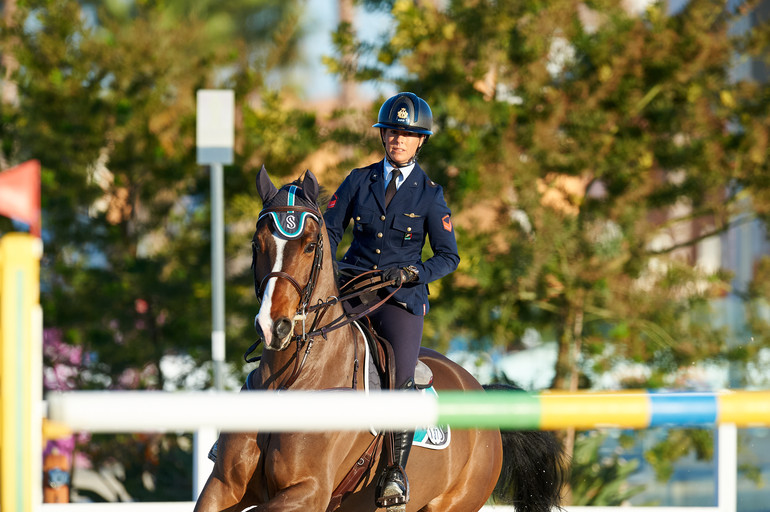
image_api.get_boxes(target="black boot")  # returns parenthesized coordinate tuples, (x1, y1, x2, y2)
(377, 378, 416, 511)
(376, 428, 413, 511)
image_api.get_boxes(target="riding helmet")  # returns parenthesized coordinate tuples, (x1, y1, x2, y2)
(373, 92, 433, 136)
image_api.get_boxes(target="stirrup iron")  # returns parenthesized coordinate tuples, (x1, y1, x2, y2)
(376, 465, 409, 510)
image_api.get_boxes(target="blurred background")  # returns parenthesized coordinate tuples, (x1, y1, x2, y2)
(1, 0, 770, 508)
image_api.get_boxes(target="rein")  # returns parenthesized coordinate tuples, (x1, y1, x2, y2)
(243, 269, 401, 362)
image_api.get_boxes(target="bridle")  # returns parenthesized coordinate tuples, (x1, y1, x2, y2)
(246, 199, 403, 389)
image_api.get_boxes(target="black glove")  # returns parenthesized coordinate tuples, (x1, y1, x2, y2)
(383, 266, 419, 286)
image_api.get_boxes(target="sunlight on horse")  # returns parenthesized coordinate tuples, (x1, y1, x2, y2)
(194, 167, 567, 512)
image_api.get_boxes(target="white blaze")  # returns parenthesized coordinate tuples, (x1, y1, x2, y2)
(257, 236, 287, 348)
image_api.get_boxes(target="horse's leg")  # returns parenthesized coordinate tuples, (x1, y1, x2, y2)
(194, 432, 261, 512)
(249, 431, 373, 512)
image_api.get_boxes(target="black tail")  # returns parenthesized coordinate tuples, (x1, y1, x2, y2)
(485, 384, 569, 512)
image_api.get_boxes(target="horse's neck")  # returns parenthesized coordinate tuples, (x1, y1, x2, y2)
(255, 325, 359, 391)
(298, 276, 359, 390)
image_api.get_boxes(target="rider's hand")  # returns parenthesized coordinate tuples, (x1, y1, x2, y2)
(383, 266, 419, 286)
(382, 267, 405, 286)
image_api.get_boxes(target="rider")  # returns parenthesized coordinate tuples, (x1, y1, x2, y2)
(323, 92, 460, 509)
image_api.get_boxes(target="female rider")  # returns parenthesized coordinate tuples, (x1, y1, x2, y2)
(323, 92, 459, 510)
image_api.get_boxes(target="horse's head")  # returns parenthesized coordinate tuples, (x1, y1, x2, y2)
(252, 165, 327, 351)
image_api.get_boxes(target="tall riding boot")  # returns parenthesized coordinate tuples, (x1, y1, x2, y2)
(376, 428, 413, 511)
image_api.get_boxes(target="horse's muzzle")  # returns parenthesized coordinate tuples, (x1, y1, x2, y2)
(265, 317, 293, 351)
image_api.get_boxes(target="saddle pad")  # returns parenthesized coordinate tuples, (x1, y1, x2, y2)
(412, 386, 451, 450)
(355, 325, 451, 451)
(363, 385, 451, 451)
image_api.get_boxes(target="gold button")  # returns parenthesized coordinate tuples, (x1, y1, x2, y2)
(376, 249, 381, 254)
(407, 227, 412, 232)
(380, 215, 386, 221)
(356, 216, 361, 221)
(377, 232, 383, 238)
(373, 265, 378, 270)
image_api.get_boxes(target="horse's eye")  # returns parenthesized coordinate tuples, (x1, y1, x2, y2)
(304, 242, 315, 254)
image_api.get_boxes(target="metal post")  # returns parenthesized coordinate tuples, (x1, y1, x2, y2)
(211, 163, 225, 391)
(716, 423, 738, 512)
(193, 427, 217, 500)
(196, 89, 233, 391)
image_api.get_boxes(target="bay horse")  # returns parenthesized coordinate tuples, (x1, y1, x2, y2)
(194, 167, 566, 512)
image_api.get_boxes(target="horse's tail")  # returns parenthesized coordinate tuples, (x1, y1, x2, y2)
(485, 383, 569, 512)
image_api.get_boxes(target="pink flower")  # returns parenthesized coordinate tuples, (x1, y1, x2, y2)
(135, 298, 149, 314)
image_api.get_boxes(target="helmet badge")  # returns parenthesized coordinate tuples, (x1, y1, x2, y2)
(397, 107, 409, 123)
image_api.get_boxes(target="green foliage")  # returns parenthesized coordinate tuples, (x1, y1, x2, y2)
(342, 0, 770, 392)
(332, 0, 770, 503)
(571, 431, 645, 506)
(1, 0, 308, 501)
(644, 428, 713, 481)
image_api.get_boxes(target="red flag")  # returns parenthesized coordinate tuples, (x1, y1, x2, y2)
(0, 160, 41, 237)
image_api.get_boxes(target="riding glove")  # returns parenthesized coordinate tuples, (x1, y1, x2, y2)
(383, 266, 419, 286)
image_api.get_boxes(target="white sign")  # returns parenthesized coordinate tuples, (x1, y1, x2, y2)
(196, 89, 234, 165)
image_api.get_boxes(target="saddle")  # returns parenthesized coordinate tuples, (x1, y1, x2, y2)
(357, 316, 433, 391)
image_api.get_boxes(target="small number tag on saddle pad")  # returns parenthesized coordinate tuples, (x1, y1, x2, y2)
(412, 386, 451, 450)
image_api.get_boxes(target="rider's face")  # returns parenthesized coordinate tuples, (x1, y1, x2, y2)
(383, 129, 424, 166)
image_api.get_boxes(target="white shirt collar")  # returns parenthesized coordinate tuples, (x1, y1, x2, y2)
(383, 159, 415, 183)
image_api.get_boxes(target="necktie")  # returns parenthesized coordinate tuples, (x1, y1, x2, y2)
(385, 169, 401, 207)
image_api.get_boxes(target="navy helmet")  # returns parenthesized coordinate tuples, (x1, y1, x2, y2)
(373, 92, 433, 136)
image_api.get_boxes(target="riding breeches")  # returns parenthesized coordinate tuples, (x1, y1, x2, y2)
(367, 302, 424, 389)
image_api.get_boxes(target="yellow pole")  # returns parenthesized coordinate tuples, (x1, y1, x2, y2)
(1, 233, 43, 512)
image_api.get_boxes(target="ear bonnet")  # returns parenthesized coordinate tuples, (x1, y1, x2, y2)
(255, 166, 323, 240)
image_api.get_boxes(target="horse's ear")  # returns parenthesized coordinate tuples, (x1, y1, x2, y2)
(256, 165, 279, 204)
(301, 169, 320, 203)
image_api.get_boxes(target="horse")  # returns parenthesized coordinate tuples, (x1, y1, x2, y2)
(194, 167, 567, 512)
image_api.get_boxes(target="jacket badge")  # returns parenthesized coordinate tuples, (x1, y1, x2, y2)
(442, 215, 453, 232)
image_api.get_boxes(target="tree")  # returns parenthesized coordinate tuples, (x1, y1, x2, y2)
(333, 0, 770, 501)
(345, 0, 770, 386)
(1, 0, 311, 499)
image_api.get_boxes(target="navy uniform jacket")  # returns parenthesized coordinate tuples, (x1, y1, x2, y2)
(323, 160, 460, 315)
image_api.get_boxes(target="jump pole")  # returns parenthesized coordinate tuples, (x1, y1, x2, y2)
(42, 389, 752, 512)
(47, 389, 770, 432)
(0, 233, 44, 512)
